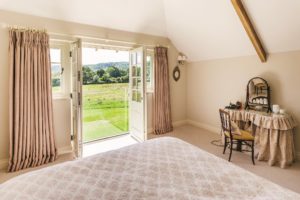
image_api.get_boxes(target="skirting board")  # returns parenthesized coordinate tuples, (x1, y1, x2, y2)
(187, 119, 220, 135)
(148, 119, 218, 134)
(147, 128, 153, 134)
(0, 145, 73, 170)
(173, 120, 188, 127)
(0, 159, 8, 170)
(57, 145, 73, 155)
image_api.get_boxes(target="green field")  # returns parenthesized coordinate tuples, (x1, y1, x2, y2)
(82, 83, 129, 142)
(52, 86, 60, 93)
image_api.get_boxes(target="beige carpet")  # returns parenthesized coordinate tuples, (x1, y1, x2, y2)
(1, 125, 299, 194)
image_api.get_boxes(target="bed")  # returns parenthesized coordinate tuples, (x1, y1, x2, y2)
(0, 137, 299, 200)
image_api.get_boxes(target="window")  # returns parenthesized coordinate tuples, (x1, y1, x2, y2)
(50, 48, 63, 95)
(146, 51, 154, 91)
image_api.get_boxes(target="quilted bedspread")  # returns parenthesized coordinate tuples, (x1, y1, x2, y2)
(0, 137, 299, 200)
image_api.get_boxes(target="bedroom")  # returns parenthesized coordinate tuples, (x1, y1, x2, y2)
(0, 0, 300, 199)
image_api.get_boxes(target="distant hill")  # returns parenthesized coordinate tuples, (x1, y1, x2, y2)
(83, 62, 129, 71)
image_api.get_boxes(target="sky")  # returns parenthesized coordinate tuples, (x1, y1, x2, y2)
(82, 48, 129, 65)
(50, 48, 129, 65)
(50, 48, 61, 63)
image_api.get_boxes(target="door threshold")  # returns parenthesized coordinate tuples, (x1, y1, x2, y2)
(83, 132, 129, 145)
(82, 133, 138, 157)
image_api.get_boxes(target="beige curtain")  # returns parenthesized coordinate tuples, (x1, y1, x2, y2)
(153, 47, 173, 134)
(8, 29, 57, 172)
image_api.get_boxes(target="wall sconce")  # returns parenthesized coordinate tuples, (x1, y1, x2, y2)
(173, 53, 187, 82)
(177, 53, 187, 65)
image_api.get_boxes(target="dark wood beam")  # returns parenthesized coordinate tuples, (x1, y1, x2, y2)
(231, 0, 267, 62)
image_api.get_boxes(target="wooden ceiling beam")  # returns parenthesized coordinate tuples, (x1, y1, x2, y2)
(231, 0, 267, 62)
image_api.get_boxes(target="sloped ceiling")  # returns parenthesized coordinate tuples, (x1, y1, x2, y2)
(1, 0, 300, 61)
(164, 0, 300, 61)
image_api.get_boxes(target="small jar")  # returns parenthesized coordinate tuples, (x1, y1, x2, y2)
(272, 105, 280, 114)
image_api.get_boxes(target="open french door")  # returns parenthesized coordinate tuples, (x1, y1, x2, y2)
(129, 47, 147, 142)
(71, 39, 83, 157)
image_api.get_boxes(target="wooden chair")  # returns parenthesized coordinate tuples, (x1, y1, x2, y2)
(219, 109, 255, 165)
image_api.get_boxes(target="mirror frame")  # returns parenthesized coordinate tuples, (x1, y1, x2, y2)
(245, 77, 271, 112)
(173, 66, 180, 82)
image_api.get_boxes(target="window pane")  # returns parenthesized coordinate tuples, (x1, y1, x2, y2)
(50, 48, 62, 95)
(131, 52, 136, 65)
(51, 63, 61, 92)
(146, 55, 152, 89)
(50, 49, 61, 63)
(137, 51, 142, 64)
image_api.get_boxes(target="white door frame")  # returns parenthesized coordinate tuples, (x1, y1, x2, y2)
(71, 39, 83, 157)
(129, 46, 147, 142)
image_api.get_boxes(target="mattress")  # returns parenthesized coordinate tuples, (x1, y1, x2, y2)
(0, 137, 299, 200)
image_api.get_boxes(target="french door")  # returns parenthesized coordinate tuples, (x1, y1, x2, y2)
(129, 47, 147, 142)
(71, 39, 83, 157)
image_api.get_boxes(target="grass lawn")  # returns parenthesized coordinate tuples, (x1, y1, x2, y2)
(82, 83, 129, 142)
(52, 86, 60, 93)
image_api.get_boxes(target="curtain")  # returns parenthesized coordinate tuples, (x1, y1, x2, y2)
(153, 47, 173, 134)
(8, 29, 57, 172)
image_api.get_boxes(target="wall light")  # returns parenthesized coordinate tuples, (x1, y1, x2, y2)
(177, 53, 187, 65)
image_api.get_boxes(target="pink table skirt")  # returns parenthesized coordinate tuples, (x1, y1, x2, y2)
(227, 109, 297, 168)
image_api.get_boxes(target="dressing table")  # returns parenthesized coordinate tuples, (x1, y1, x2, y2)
(227, 109, 297, 168)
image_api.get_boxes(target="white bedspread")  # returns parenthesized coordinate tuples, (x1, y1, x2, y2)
(0, 137, 299, 200)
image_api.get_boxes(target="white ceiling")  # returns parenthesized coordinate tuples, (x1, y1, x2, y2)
(1, 0, 300, 61)
(164, 0, 300, 61)
(0, 0, 167, 36)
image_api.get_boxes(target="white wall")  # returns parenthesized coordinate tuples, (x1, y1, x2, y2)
(0, 26, 9, 164)
(169, 44, 187, 123)
(0, 10, 187, 164)
(186, 51, 300, 153)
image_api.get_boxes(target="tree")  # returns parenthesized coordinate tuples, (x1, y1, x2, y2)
(119, 68, 127, 76)
(100, 74, 111, 83)
(93, 75, 100, 84)
(52, 78, 60, 87)
(107, 66, 121, 78)
(121, 75, 129, 83)
(83, 67, 95, 84)
(96, 69, 105, 77)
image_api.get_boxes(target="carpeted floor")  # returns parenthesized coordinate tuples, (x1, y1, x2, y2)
(1, 125, 299, 194)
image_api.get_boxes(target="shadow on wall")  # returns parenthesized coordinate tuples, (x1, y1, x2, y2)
(259, 71, 282, 110)
(259, 71, 299, 123)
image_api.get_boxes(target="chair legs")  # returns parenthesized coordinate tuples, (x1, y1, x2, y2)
(228, 139, 233, 162)
(223, 136, 227, 154)
(223, 137, 255, 165)
(251, 141, 255, 165)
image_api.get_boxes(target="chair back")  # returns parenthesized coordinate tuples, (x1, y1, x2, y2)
(219, 109, 232, 137)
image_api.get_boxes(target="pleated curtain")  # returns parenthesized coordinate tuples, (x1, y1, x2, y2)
(153, 47, 173, 134)
(8, 29, 57, 172)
